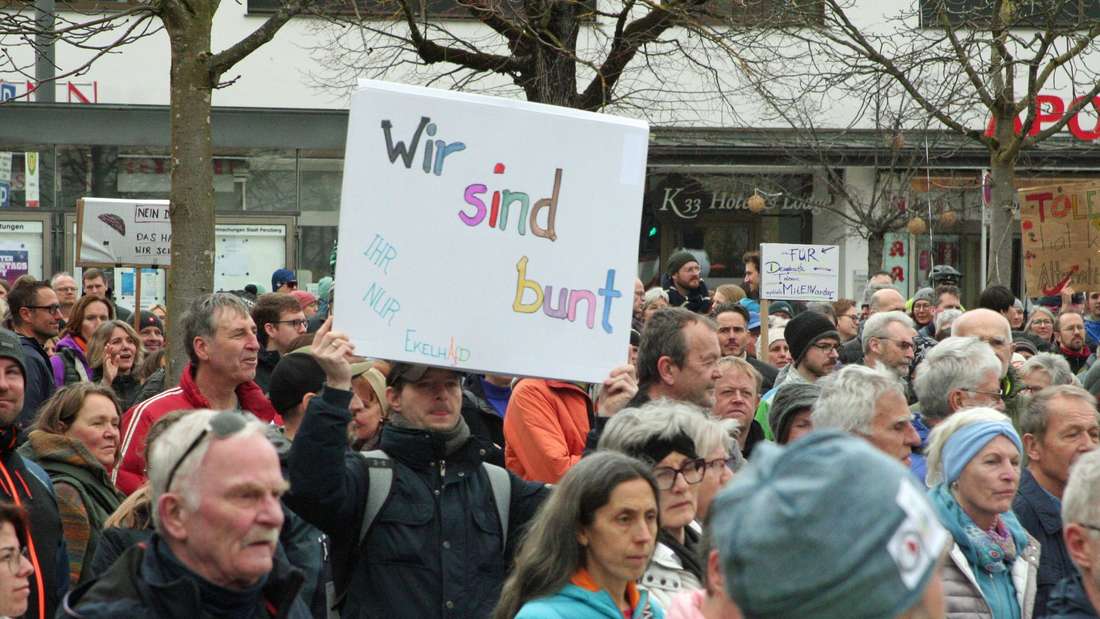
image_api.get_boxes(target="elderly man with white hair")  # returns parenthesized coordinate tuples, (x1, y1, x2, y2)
(811, 364, 920, 467)
(60, 410, 310, 617)
(911, 336, 1005, 484)
(839, 287, 906, 366)
(861, 311, 917, 380)
(1046, 448, 1100, 615)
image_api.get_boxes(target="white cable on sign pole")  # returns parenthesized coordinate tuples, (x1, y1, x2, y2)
(981, 170, 989, 291)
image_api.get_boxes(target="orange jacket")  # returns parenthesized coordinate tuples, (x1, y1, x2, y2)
(504, 379, 592, 483)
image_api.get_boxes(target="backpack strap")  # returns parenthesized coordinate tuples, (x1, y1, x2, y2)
(482, 462, 511, 552)
(357, 449, 394, 547)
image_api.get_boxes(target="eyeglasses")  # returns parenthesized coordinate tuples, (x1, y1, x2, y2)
(873, 337, 915, 352)
(1080, 523, 1100, 534)
(274, 319, 309, 329)
(1030, 319, 1053, 326)
(27, 304, 62, 315)
(961, 387, 1006, 402)
(652, 458, 707, 490)
(0, 547, 28, 575)
(841, 313, 859, 322)
(912, 302, 932, 311)
(811, 342, 841, 354)
(164, 412, 249, 492)
(705, 457, 737, 474)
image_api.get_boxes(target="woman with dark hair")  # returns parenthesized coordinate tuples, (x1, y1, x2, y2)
(17, 384, 124, 585)
(50, 296, 113, 387)
(494, 452, 663, 619)
(0, 501, 33, 619)
(86, 320, 144, 411)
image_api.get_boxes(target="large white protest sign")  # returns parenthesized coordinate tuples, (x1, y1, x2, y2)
(760, 243, 840, 301)
(77, 198, 172, 267)
(335, 81, 648, 382)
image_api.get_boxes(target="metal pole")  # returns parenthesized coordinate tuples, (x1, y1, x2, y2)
(980, 170, 989, 291)
(34, 0, 56, 103)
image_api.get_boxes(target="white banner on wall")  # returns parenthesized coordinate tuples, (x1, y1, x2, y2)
(334, 81, 649, 382)
(761, 243, 840, 302)
(0, 153, 10, 182)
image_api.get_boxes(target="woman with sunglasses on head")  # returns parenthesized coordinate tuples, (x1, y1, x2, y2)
(494, 452, 663, 619)
(598, 399, 714, 611)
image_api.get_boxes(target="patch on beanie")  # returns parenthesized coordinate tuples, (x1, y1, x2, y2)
(887, 481, 949, 589)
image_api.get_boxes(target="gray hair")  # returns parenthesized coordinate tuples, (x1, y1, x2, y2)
(148, 409, 267, 532)
(642, 287, 669, 308)
(1020, 384, 1098, 441)
(717, 356, 762, 396)
(695, 416, 743, 472)
(1025, 306, 1056, 335)
(861, 282, 892, 307)
(636, 308, 716, 390)
(925, 407, 1016, 486)
(1020, 353, 1078, 388)
(1063, 448, 1100, 531)
(913, 337, 1002, 422)
(935, 308, 962, 334)
(181, 293, 253, 366)
(861, 311, 915, 355)
(804, 302, 836, 322)
(598, 398, 713, 461)
(811, 364, 905, 436)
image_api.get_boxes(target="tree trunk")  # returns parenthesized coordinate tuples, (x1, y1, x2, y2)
(987, 107, 1017, 288)
(867, 230, 885, 278)
(163, 5, 217, 385)
(518, 2, 580, 105)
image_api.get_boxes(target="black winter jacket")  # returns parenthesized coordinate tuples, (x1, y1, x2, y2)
(285, 387, 549, 619)
(59, 535, 309, 618)
(1041, 571, 1099, 618)
(17, 333, 55, 431)
(1015, 468, 1077, 616)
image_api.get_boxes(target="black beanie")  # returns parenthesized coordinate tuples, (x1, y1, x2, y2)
(784, 311, 840, 364)
(666, 250, 699, 276)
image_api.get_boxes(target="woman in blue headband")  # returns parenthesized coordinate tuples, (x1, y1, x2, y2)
(925, 407, 1041, 619)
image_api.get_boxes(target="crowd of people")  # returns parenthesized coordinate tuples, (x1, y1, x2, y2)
(0, 253, 1090, 617)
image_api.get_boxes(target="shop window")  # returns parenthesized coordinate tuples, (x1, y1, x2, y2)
(920, 0, 1100, 28)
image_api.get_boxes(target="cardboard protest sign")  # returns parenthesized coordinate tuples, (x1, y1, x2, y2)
(760, 243, 840, 302)
(77, 198, 172, 267)
(335, 81, 648, 382)
(1019, 183, 1100, 294)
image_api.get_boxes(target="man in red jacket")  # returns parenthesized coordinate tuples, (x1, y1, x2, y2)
(113, 293, 282, 494)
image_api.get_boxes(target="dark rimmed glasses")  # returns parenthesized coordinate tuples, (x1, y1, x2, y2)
(164, 411, 249, 492)
(652, 458, 706, 490)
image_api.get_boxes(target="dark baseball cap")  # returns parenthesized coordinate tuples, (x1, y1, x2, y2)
(386, 362, 459, 387)
(0, 331, 26, 378)
(268, 352, 326, 414)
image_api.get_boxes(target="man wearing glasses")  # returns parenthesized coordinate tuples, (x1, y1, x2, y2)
(861, 311, 917, 382)
(251, 293, 308, 393)
(6, 280, 59, 429)
(1048, 448, 1100, 615)
(952, 308, 1024, 418)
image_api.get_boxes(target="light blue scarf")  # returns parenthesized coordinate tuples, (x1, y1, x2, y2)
(928, 483, 1026, 619)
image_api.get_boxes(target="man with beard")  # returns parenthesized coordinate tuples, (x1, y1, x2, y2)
(1013, 385, 1100, 616)
(740, 251, 761, 314)
(713, 357, 764, 458)
(861, 311, 917, 395)
(1057, 311, 1092, 374)
(753, 311, 841, 440)
(7, 280, 60, 429)
(113, 293, 283, 495)
(713, 303, 777, 391)
(840, 287, 905, 365)
(0, 331, 65, 619)
(664, 251, 712, 315)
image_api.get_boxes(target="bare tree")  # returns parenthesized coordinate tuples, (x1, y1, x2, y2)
(732, 0, 1100, 287)
(3, 0, 315, 381)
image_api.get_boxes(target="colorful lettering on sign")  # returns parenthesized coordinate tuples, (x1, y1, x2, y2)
(512, 256, 621, 333)
(364, 233, 399, 275)
(460, 165, 561, 242)
(380, 116, 466, 176)
(404, 329, 471, 365)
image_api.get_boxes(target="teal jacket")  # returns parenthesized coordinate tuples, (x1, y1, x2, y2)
(516, 583, 664, 619)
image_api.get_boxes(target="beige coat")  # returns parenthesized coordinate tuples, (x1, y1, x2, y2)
(942, 534, 1041, 619)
